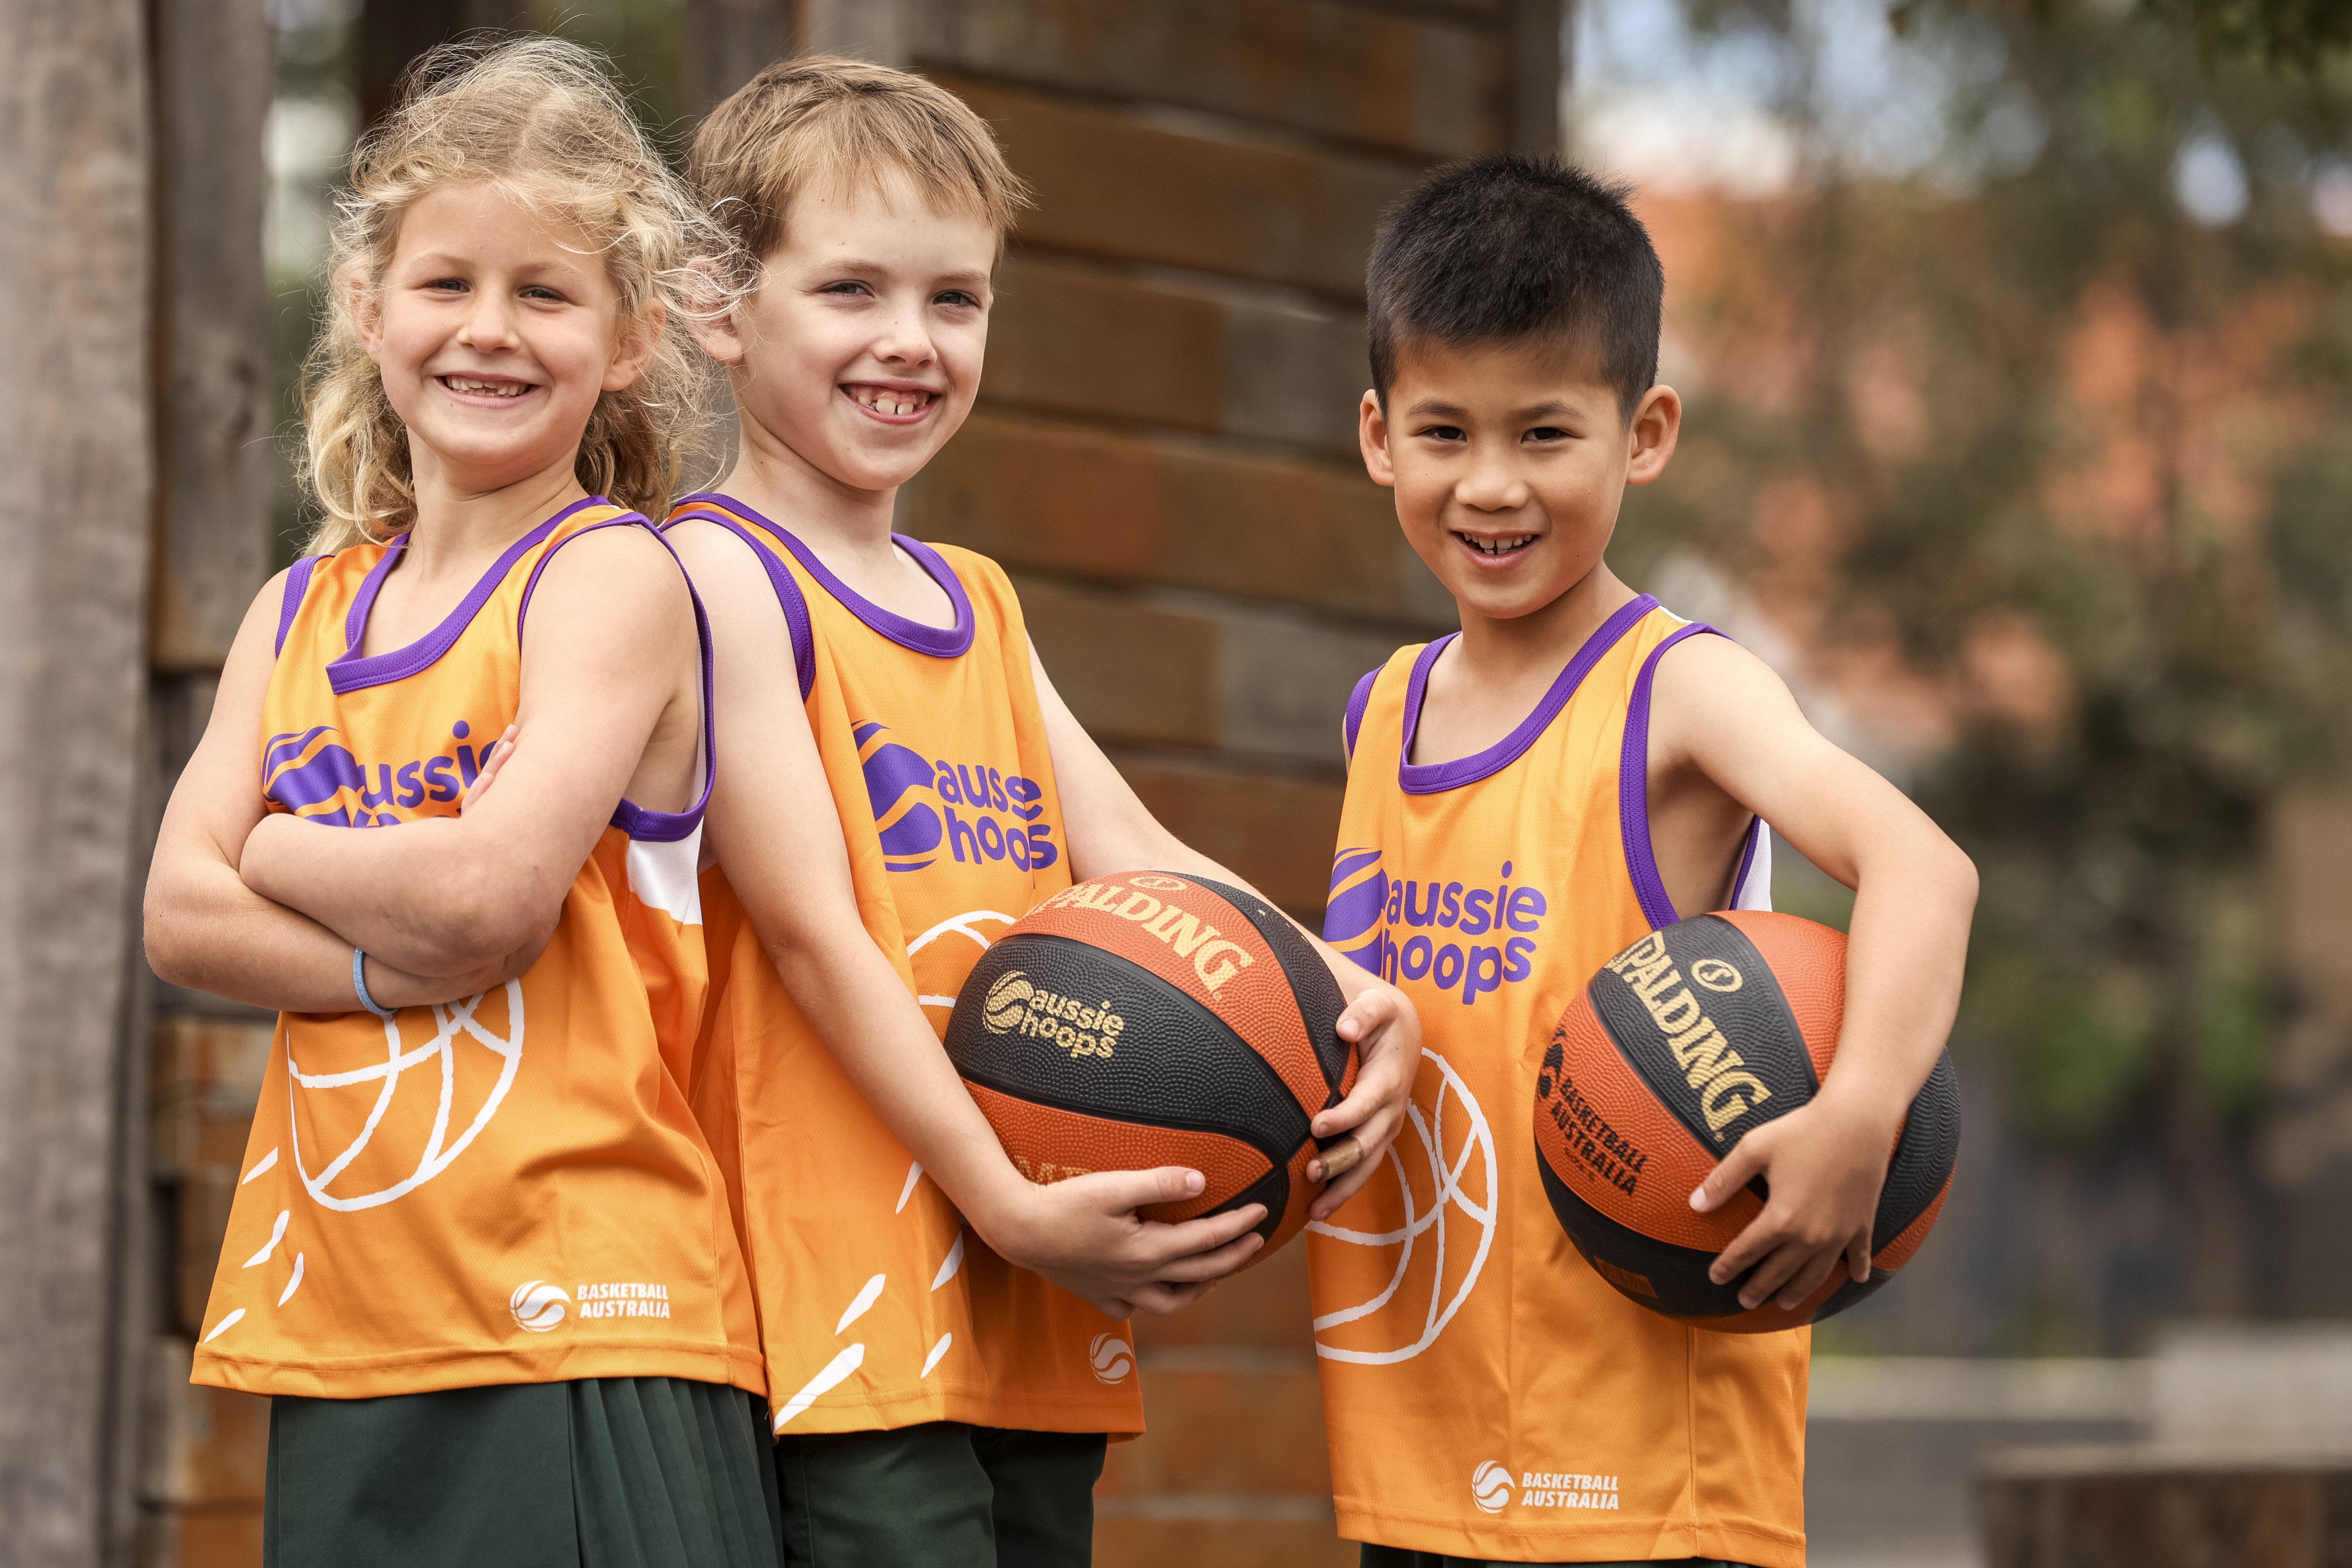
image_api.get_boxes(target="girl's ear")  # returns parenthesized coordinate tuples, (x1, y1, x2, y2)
(604, 298, 664, 392)
(680, 257, 748, 368)
(351, 275, 386, 365)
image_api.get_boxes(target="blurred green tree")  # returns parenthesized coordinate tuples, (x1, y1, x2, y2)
(1618, 0, 2352, 1338)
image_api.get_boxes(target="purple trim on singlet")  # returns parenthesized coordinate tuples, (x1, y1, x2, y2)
(275, 555, 322, 657)
(664, 504, 816, 704)
(1729, 817, 1764, 903)
(1618, 620, 1764, 931)
(513, 514, 716, 844)
(1342, 666, 1380, 762)
(326, 496, 608, 695)
(671, 492, 973, 659)
(1397, 595, 1658, 795)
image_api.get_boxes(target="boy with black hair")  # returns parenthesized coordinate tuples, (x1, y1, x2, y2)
(1310, 155, 1976, 1567)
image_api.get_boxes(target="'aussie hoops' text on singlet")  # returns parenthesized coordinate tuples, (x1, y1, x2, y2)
(194, 497, 763, 1399)
(1311, 596, 1805, 1566)
(668, 493, 1141, 1438)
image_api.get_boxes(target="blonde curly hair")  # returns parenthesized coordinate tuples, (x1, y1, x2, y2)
(300, 36, 719, 553)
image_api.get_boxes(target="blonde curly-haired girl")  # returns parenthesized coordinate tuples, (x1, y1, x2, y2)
(145, 37, 779, 1567)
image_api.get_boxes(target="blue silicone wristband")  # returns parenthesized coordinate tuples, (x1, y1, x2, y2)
(352, 947, 398, 1019)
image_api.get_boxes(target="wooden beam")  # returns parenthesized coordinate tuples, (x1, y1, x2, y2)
(906, 0, 1503, 159)
(0, 0, 153, 1562)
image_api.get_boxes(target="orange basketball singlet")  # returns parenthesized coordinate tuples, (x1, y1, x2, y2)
(191, 497, 762, 1401)
(668, 492, 1141, 1438)
(1311, 596, 1805, 1566)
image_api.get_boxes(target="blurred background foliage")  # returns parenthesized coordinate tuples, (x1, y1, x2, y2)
(1585, 0, 2352, 1327)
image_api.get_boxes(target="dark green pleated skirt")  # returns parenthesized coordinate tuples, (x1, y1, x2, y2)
(265, 1377, 782, 1568)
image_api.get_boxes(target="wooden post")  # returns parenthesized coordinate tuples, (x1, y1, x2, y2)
(685, 0, 791, 118)
(0, 0, 154, 1563)
(359, 0, 527, 127)
(1509, 0, 1567, 153)
(132, 0, 277, 1561)
(799, 0, 913, 66)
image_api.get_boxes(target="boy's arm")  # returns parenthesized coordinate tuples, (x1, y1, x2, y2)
(143, 573, 532, 1012)
(667, 519, 1266, 1319)
(1654, 634, 1977, 1311)
(236, 526, 692, 979)
(1029, 643, 1420, 1220)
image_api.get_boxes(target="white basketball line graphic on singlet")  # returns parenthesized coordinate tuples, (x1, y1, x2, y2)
(896, 1161, 924, 1213)
(774, 1344, 865, 1432)
(1307, 1047, 1496, 1364)
(241, 1210, 289, 1267)
(288, 980, 524, 1211)
(931, 1231, 966, 1290)
(278, 1253, 305, 1306)
(907, 910, 1017, 1009)
(836, 1273, 886, 1334)
(203, 1309, 244, 1343)
(921, 1334, 953, 1378)
(240, 1147, 278, 1185)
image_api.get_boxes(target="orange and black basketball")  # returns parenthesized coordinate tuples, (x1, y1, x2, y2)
(1534, 910, 1959, 1332)
(944, 870, 1357, 1261)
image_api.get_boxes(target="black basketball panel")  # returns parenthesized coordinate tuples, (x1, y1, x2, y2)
(1587, 919, 1815, 1158)
(1874, 1050, 1962, 1243)
(1806, 1266, 1895, 1325)
(1179, 873, 1351, 1101)
(1208, 1160, 1291, 1244)
(1537, 1148, 1747, 1320)
(947, 932, 1311, 1162)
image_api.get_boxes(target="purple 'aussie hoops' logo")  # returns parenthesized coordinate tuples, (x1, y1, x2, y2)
(1322, 847, 1549, 1008)
(1324, 848, 1389, 973)
(856, 721, 946, 872)
(262, 721, 488, 827)
(853, 720, 1059, 876)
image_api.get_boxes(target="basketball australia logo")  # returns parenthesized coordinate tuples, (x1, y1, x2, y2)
(510, 1280, 569, 1333)
(1088, 1332, 1134, 1384)
(1471, 1460, 1514, 1513)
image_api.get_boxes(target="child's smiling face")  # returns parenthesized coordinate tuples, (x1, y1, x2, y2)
(1361, 337, 1680, 627)
(361, 181, 651, 496)
(718, 174, 995, 493)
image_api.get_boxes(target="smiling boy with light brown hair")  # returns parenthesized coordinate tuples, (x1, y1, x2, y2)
(663, 57, 1425, 1567)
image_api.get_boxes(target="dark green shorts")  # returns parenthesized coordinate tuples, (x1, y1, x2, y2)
(1360, 1552, 1758, 1568)
(265, 1376, 781, 1568)
(772, 1422, 1107, 1568)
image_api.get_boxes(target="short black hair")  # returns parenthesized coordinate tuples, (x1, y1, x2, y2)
(1367, 155, 1663, 420)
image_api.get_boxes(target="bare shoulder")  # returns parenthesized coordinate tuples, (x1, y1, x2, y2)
(526, 520, 691, 632)
(663, 514, 773, 604)
(1647, 627, 1816, 765)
